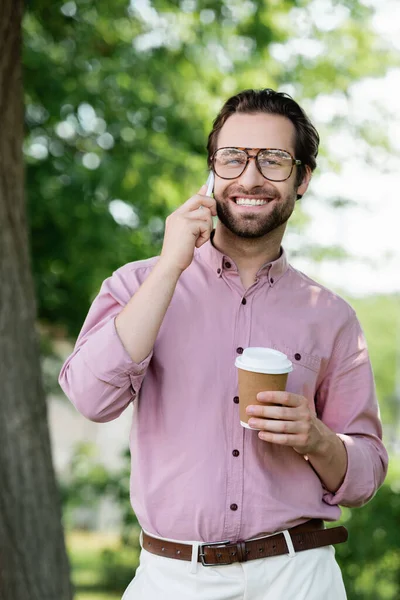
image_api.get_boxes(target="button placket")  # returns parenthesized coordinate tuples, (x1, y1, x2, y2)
(223, 291, 249, 542)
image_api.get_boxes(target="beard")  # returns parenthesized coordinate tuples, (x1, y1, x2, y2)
(215, 183, 297, 239)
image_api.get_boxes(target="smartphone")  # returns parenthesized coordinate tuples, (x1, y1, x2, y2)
(206, 171, 214, 197)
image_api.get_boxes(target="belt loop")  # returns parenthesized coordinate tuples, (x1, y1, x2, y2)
(282, 530, 296, 558)
(189, 542, 199, 574)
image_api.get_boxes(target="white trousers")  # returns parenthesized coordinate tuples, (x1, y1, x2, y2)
(121, 534, 347, 600)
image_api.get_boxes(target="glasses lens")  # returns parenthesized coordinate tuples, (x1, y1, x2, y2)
(214, 148, 247, 179)
(257, 150, 293, 181)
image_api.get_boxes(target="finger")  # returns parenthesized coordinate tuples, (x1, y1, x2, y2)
(176, 194, 217, 216)
(256, 391, 300, 407)
(246, 404, 300, 421)
(195, 226, 213, 246)
(248, 418, 306, 434)
(194, 195, 217, 215)
(186, 207, 213, 221)
(194, 220, 213, 248)
(195, 235, 212, 249)
(199, 184, 207, 195)
(186, 211, 213, 241)
(186, 216, 213, 234)
(257, 431, 306, 446)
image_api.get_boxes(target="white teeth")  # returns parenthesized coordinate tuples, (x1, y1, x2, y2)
(235, 198, 268, 206)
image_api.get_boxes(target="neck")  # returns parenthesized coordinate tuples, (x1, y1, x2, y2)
(213, 222, 286, 288)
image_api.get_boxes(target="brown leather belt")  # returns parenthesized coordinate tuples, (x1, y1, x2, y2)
(142, 519, 348, 566)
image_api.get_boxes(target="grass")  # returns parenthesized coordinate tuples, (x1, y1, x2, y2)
(67, 530, 138, 600)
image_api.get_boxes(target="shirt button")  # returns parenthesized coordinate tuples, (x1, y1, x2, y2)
(236, 347, 244, 354)
(270, 277, 274, 284)
(225, 261, 231, 269)
(294, 353, 301, 361)
(241, 298, 247, 305)
(217, 268, 221, 274)
(233, 396, 239, 404)
(230, 503, 238, 511)
(232, 450, 240, 457)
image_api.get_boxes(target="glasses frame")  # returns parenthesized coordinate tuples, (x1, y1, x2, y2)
(211, 147, 302, 182)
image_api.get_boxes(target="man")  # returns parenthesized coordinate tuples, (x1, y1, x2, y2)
(59, 88, 388, 599)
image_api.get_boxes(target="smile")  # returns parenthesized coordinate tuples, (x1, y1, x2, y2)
(234, 197, 269, 206)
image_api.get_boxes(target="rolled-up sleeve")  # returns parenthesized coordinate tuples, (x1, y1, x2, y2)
(58, 264, 153, 422)
(316, 316, 388, 507)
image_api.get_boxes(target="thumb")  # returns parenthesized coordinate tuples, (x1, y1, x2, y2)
(198, 184, 208, 195)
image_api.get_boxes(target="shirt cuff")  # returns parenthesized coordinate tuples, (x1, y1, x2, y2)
(80, 317, 153, 388)
(322, 433, 369, 507)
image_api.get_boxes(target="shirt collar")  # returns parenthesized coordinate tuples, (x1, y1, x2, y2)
(196, 231, 289, 286)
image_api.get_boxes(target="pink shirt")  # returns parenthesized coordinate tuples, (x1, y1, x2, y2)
(59, 240, 388, 543)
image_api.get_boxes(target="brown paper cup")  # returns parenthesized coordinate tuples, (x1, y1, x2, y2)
(238, 369, 288, 429)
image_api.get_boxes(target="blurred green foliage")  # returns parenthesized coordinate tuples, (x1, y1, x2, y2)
(60, 442, 112, 519)
(61, 443, 139, 544)
(349, 295, 399, 428)
(67, 529, 136, 598)
(335, 479, 400, 600)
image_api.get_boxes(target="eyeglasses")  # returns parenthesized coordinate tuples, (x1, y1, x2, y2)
(211, 147, 302, 182)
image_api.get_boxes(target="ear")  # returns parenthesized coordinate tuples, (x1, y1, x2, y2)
(296, 165, 312, 201)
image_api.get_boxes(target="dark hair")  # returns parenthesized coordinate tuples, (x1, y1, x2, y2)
(207, 88, 319, 187)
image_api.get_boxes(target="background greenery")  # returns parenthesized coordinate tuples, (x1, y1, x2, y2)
(22, 0, 399, 598)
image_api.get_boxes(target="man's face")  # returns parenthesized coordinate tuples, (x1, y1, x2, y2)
(212, 113, 309, 239)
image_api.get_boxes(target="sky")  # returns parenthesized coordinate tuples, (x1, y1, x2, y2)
(286, 0, 400, 297)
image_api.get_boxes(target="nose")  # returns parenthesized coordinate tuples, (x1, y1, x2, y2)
(237, 156, 265, 188)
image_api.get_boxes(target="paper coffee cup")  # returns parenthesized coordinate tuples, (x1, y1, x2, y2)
(235, 348, 293, 429)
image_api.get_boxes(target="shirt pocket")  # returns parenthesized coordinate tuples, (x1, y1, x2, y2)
(269, 344, 321, 416)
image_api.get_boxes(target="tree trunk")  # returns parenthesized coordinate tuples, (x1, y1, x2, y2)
(0, 2, 73, 599)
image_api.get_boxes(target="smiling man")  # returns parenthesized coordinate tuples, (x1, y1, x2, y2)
(59, 89, 388, 600)
(211, 115, 305, 241)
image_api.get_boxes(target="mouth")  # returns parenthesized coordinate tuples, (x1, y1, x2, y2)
(231, 196, 274, 207)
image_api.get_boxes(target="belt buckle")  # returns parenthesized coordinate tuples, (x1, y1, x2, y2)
(199, 539, 231, 566)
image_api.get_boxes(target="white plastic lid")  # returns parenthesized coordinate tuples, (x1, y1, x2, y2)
(235, 347, 293, 374)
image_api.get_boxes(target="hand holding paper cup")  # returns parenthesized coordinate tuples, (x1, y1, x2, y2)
(235, 348, 293, 429)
